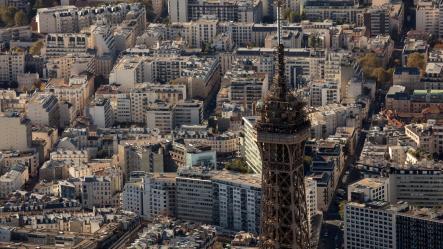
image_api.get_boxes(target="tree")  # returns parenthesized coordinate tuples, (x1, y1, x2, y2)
(213, 242, 224, 249)
(29, 40, 44, 56)
(371, 67, 390, 84)
(283, 8, 292, 21)
(291, 11, 301, 22)
(34, 0, 58, 9)
(10, 47, 23, 53)
(283, 9, 300, 22)
(303, 156, 312, 168)
(225, 159, 252, 174)
(406, 52, 426, 75)
(14, 10, 27, 26)
(358, 52, 381, 76)
(1, 7, 17, 27)
(308, 34, 321, 48)
(358, 53, 393, 87)
(386, 67, 395, 82)
(339, 200, 346, 219)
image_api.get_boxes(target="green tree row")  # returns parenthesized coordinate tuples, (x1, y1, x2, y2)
(225, 159, 253, 174)
(358, 53, 394, 87)
(0, 7, 28, 27)
(359, 52, 426, 88)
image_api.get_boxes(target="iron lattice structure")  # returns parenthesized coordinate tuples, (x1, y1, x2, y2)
(255, 1, 311, 248)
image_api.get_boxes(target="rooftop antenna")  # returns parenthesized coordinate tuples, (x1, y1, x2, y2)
(269, 0, 287, 100)
(276, 0, 283, 46)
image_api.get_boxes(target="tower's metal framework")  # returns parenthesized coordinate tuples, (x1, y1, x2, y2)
(255, 1, 311, 248)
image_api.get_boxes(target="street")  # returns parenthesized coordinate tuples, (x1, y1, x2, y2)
(318, 89, 384, 249)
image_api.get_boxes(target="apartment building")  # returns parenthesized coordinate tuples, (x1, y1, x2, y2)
(304, 0, 364, 24)
(142, 173, 176, 220)
(217, 22, 253, 47)
(145, 100, 204, 134)
(176, 169, 214, 224)
(0, 164, 28, 198)
(392, 67, 421, 91)
(395, 208, 443, 249)
(122, 170, 268, 234)
(36, 3, 145, 34)
(0, 0, 27, 9)
(26, 94, 60, 128)
(128, 83, 186, 123)
(171, 141, 217, 168)
(388, 166, 443, 207)
(416, 0, 439, 36)
(308, 171, 334, 212)
(42, 33, 88, 57)
(80, 175, 116, 209)
(206, 132, 239, 154)
(347, 178, 388, 202)
(45, 75, 94, 116)
(109, 54, 220, 92)
(50, 150, 89, 165)
(0, 51, 25, 83)
(367, 35, 394, 67)
(183, 17, 218, 49)
(212, 171, 261, 234)
(36, 5, 78, 33)
(344, 201, 399, 249)
(241, 116, 262, 174)
(385, 88, 443, 115)
(402, 38, 429, 65)
(122, 174, 145, 216)
(0, 90, 22, 113)
(324, 51, 348, 79)
(115, 93, 131, 123)
(235, 48, 326, 88)
(0, 150, 39, 177)
(309, 104, 364, 139)
(117, 143, 165, 178)
(405, 121, 442, 154)
(222, 60, 268, 114)
(122, 172, 176, 220)
(89, 25, 116, 58)
(145, 102, 174, 134)
(108, 56, 144, 90)
(362, 5, 390, 36)
(173, 126, 239, 155)
(310, 81, 340, 107)
(345, 200, 443, 249)
(46, 53, 96, 80)
(0, 25, 31, 43)
(88, 98, 114, 128)
(174, 101, 203, 128)
(168, 0, 188, 22)
(169, 0, 263, 23)
(17, 73, 40, 91)
(305, 176, 319, 234)
(421, 62, 443, 90)
(185, 144, 217, 168)
(0, 113, 31, 151)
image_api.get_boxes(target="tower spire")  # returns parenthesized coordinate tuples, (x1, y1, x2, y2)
(269, 0, 287, 101)
(276, 0, 283, 46)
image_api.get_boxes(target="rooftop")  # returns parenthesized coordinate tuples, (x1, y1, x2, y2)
(211, 170, 261, 188)
(394, 67, 420, 75)
(349, 178, 386, 190)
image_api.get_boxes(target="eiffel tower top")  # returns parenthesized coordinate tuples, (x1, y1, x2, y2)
(269, 0, 286, 101)
(255, 0, 310, 134)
